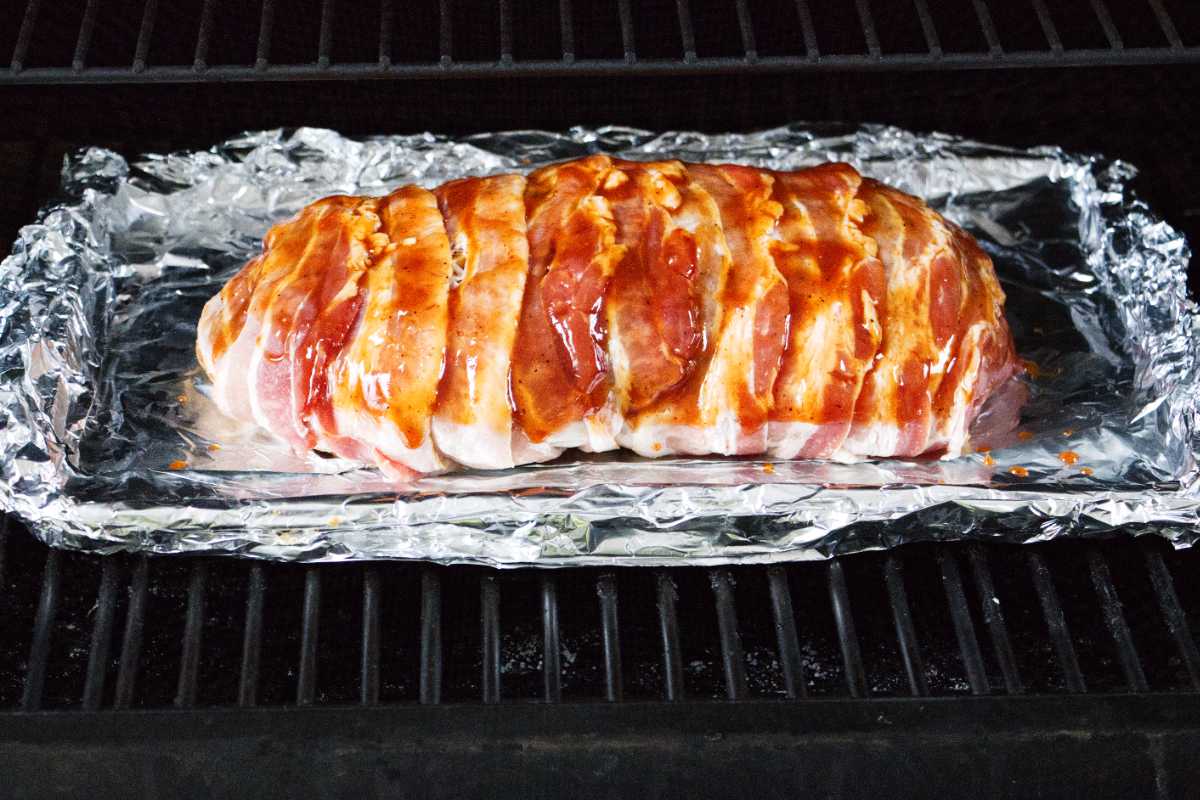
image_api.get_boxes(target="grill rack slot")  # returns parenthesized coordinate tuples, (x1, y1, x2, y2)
(174, 562, 207, 708)
(767, 566, 806, 699)
(4, 523, 1200, 710)
(296, 568, 322, 705)
(710, 569, 747, 700)
(238, 565, 265, 707)
(541, 575, 562, 702)
(419, 568, 442, 704)
(1027, 550, 1087, 693)
(937, 548, 989, 695)
(966, 545, 1023, 695)
(1, 0, 1197, 84)
(597, 572, 623, 702)
(19, 549, 59, 710)
(828, 560, 867, 698)
(81, 559, 118, 710)
(656, 572, 686, 701)
(113, 556, 149, 709)
(360, 566, 381, 705)
(1144, 548, 1200, 689)
(883, 555, 928, 697)
(1087, 547, 1148, 692)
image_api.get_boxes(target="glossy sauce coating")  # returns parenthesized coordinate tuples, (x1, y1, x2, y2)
(197, 158, 1022, 477)
(602, 160, 704, 413)
(432, 174, 530, 469)
(841, 180, 1018, 459)
(327, 186, 452, 474)
(510, 156, 622, 446)
(767, 163, 883, 459)
(686, 163, 789, 452)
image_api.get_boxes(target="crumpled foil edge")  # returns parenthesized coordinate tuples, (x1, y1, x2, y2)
(0, 123, 1197, 565)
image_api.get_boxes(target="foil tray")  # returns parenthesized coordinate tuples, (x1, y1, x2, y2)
(0, 124, 1197, 564)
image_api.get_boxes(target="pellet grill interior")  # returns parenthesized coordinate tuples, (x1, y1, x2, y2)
(1, 1, 1199, 798)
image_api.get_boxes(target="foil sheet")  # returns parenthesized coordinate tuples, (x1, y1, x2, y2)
(0, 123, 1197, 565)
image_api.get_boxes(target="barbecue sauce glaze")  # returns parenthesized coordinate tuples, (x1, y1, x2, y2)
(196, 158, 1021, 478)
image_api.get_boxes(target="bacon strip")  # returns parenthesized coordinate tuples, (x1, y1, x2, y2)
(431, 175, 530, 469)
(606, 161, 732, 456)
(838, 181, 1018, 460)
(767, 163, 884, 460)
(325, 186, 452, 477)
(510, 155, 625, 461)
(685, 163, 790, 455)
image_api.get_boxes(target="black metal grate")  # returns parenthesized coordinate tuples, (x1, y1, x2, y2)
(5, 518, 1200, 711)
(0, 0, 1198, 84)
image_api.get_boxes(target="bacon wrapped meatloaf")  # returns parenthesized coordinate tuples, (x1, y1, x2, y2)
(196, 157, 1021, 478)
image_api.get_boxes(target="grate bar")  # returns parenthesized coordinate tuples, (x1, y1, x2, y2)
(378, 0, 392, 66)
(734, 0, 757, 61)
(710, 569, 748, 700)
(675, 0, 697, 63)
(318, 0, 335, 68)
(360, 567, 381, 705)
(938, 549, 989, 695)
(72, 0, 101, 71)
(238, 565, 265, 707)
(193, 0, 217, 70)
(541, 575, 561, 702)
(256, 0, 275, 70)
(967, 546, 1023, 694)
(0, 517, 7, 588)
(11, 0, 43, 73)
(766, 566, 806, 698)
(794, 0, 819, 59)
(439, 0, 453, 65)
(855, 0, 881, 58)
(296, 568, 321, 706)
(481, 576, 501, 704)
(81, 559, 119, 711)
(20, 549, 60, 710)
(1142, 546, 1200, 690)
(655, 572, 686, 701)
(1089, 0, 1124, 50)
(597, 573, 623, 702)
(173, 562, 207, 708)
(132, 0, 158, 73)
(828, 560, 867, 697)
(419, 569, 443, 704)
(617, 0, 636, 63)
(971, 0, 1002, 56)
(884, 555, 929, 697)
(1087, 548, 1148, 692)
(7, 48, 1200, 84)
(911, 0, 942, 58)
(1030, 0, 1063, 55)
(1027, 551, 1086, 692)
(114, 556, 149, 709)
(559, 0, 575, 62)
(1148, 0, 1183, 49)
(498, 0, 513, 64)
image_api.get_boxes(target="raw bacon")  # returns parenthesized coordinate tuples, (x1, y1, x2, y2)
(196, 160, 1021, 477)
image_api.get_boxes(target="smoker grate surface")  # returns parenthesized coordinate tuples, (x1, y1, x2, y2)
(4, 519, 1200, 711)
(0, 0, 1198, 84)
(0, 4, 1198, 795)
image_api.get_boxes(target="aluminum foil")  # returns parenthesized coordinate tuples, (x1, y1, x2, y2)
(1, 123, 1197, 564)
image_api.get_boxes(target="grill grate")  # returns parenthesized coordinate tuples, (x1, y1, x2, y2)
(4, 519, 1200, 711)
(0, 0, 1197, 84)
